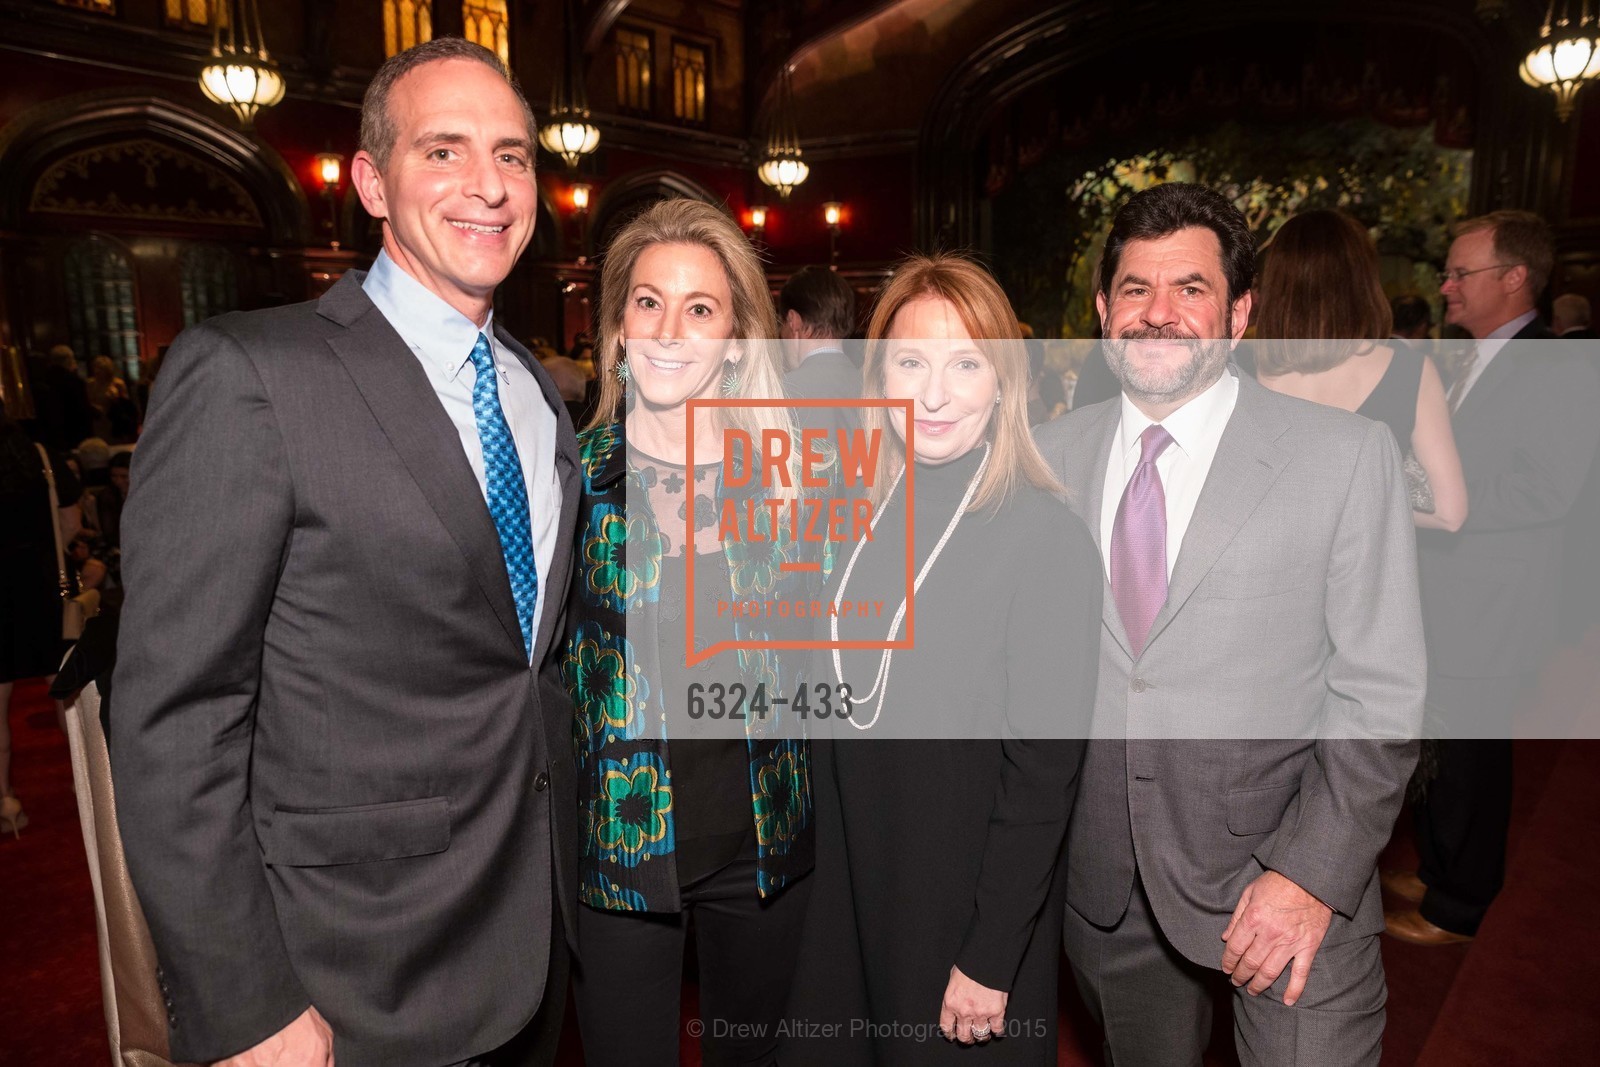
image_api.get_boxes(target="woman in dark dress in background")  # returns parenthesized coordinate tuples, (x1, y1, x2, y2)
(785, 255, 1101, 1065)
(1, 396, 83, 837)
(1254, 209, 1468, 531)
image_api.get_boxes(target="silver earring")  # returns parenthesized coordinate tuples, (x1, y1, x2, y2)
(994, 392, 1002, 405)
(721, 364, 741, 397)
(615, 359, 630, 384)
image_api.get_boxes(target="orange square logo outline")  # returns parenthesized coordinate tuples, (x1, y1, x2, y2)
(681, 397, 916, 668)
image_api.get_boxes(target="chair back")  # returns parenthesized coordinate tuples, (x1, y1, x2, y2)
(62, 681, 185, 1067)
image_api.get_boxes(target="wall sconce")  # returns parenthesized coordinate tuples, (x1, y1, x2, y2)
(748, 204, 768, 240)
(823, 201, 844, 266)
(571, 182, 591, 215)
(314, 152, 344, 248)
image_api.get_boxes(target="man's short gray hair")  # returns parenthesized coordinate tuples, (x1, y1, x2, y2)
(359, 37, 538, 171)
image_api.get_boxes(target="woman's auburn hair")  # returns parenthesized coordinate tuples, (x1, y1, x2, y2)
(861, 253, 1063, 511)
(1253, 209, 1394, 375)
(586, 197, 787, 437)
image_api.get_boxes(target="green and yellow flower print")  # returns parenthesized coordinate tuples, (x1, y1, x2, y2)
(564, 621, 646, 749)
(752, 741, 808, 853)
(594, 752, 675, 867)
(581, 502, 662, 612)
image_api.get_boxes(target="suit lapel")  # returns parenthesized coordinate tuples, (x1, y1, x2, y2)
(1456, 318, 1550, 423)
(1142, 377, 1289, 653)
(320, 279, 526, 655)
(1454, 345, 1515, 423)
(496, 322, 582, 665)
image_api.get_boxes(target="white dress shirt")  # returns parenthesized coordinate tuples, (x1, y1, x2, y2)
(363, 251, 562, 658)
(1454, 309, 1538, 409)
(1100, 368, 1240, 581)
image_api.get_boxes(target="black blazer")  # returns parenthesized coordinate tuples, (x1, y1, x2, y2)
(111, 273, 581, 1067)
(1417, 319, 1600, 678)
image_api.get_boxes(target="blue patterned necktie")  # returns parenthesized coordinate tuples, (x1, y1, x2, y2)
(468, 333, 538, 659)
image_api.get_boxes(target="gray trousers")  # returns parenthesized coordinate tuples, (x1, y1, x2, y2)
(1062, 874, 1386, 1066)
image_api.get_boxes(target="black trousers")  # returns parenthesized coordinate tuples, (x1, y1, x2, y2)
(1412, 674, 1525, 936)
(573, 856, 812, 1067)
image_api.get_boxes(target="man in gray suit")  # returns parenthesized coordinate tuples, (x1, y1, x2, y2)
(1036, 183, 1425, 1065)
(112, 40, 579, 1067)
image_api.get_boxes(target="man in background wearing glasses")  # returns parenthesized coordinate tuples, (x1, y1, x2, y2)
(1385, 212, 1600, 945)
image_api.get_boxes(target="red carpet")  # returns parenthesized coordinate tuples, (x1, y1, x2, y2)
(5, 659, 1597, 1065)
(0, 680, 109, 1066)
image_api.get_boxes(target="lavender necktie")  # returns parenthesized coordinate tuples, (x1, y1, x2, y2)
(1111, 424, 1175, 657)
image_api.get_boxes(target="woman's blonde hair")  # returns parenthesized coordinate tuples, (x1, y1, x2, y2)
(588, 198, 787, 441)
(861, 254, 1062, 511)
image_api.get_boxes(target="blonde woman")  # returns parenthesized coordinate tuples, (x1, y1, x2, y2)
(786, 255, 1100, 1065)
(563, 197, 826, 1066)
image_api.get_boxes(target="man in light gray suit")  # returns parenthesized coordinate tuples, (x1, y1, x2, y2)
(112, 40, 579, 1067)
(1035, 183, 1425, 1065)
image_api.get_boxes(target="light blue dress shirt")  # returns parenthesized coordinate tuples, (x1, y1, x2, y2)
(363, 251, 561, 659)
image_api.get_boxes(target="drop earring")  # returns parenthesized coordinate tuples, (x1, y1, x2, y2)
(721, 363, 741, 397)
(615, 358, 630, 384)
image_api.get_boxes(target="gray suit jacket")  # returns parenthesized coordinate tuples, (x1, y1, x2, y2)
(1417, 322, 1600, 682)
(111, 273, 581, 1067)
(1035, 371, 1424, 967)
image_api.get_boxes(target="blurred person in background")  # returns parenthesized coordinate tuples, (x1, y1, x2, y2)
(1390, 294, 1434, 343)
(1255, 210, 1467, 532)
(1, 396, 84, 838)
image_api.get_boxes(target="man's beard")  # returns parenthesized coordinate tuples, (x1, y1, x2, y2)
(1102, 323, 1231, 406)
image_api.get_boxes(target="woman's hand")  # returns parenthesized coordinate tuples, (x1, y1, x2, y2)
(939, 964, 1007, 1045)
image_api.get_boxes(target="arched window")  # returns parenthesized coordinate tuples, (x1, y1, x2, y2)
(384, 0, 434, 58)
(180, 244, 239, 329)
(671, 42, 708, 125)
(64, 237, 140, 381)
(464, 1, 510, 67)
(615, 27, 654, 114)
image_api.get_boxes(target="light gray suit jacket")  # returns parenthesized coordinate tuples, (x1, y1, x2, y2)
(1035, 371, 1425, 967)
(111, 273, 581, 1067)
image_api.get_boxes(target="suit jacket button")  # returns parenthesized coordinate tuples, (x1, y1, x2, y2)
(534, 771, 550, 792)
(1130, 677, 1149, 694)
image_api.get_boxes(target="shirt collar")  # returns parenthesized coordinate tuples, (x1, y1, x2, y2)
(362, 250, 496, 381)
(1479, 309, 1538, 360)
(1116, 363, 1239, 459)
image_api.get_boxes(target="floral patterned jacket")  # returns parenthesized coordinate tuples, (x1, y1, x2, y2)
(563, 422, 834, 913)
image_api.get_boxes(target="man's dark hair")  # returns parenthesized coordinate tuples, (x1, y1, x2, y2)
(359, 37, 536, 171)
(779, 266, 857, 339)
(1391, 294, 1433, 336)
(1098, 183, 1256, 304)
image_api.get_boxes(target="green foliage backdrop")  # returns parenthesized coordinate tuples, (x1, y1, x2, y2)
(989, 118, 1472, 337)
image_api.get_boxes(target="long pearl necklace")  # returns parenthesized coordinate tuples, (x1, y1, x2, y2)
(831, 444, 991, 731)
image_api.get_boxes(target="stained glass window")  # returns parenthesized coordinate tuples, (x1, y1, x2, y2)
(179, 244, 239, 330)
(384, 0, 433, 58)
(464, 0, 510, 66)
(672, 42, 708, 125)
(616, 28, 653, 114)
(64, 238, 140, 382)
(164, 0, 212, 29)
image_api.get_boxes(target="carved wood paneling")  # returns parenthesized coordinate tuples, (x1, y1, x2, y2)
(30, 138, 264, 229)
